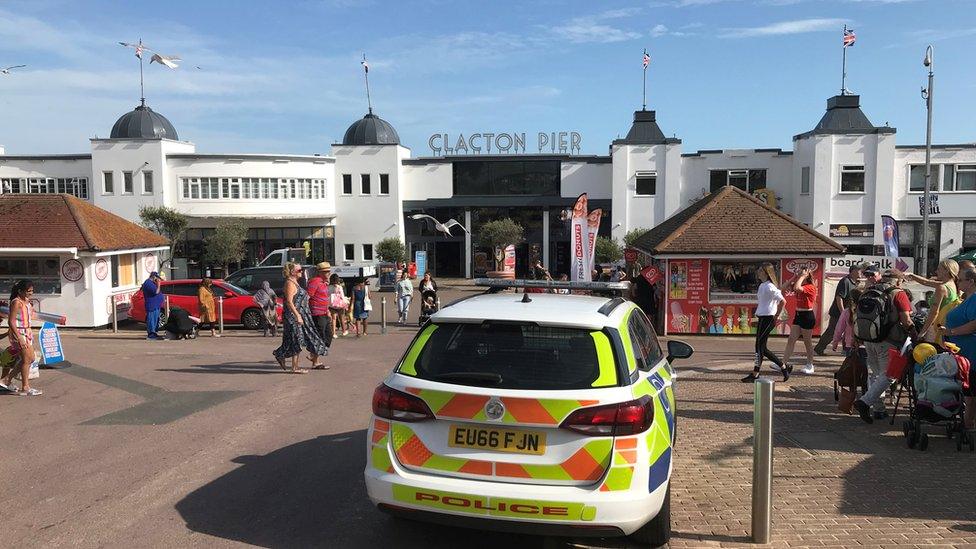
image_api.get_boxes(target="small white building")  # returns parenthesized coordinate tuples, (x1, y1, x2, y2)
(0, 91, 973, 278)
(0, 193, 168, 327)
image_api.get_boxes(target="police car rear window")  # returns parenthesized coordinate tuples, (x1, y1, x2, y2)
(403, 322, 608, 390)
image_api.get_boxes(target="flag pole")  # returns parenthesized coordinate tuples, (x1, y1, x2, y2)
(362, 53, 373, 115)
(642, 48, 648, 110)
(139, 38, 146, 106)
(840, 25, 847, 96)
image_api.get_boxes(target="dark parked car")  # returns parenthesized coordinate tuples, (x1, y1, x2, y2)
(225, 265, 315, 296)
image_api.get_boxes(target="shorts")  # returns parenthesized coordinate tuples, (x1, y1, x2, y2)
(792, 310, 816, 330)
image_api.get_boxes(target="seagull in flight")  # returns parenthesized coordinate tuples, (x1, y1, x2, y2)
(118, 41, 180, 69)
(410, 214, 470, 237)
(1, 65, 26, 75)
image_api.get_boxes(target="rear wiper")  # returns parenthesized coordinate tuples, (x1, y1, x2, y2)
(431, 372, 503, 385)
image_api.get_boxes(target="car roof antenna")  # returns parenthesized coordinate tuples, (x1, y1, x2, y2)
(521, 292, 532, 303)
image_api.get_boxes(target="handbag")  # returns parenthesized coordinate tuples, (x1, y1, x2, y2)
(363, 287, 373, 312)
(330, 288, 347, 309)
(834, 350, 868, 401)
(838, 387, 857, 414)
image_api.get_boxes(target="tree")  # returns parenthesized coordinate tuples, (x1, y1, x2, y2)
(376, 237, 407, 264)
(623, 227, 650, 248)
(139, 206, 188, 272)
(595, 236, 623, 265)
(204, 219, 248, 276)
(477, 219, 524, 270)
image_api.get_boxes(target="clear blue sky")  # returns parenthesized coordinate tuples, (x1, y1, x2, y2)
(1, 0, 973, 155)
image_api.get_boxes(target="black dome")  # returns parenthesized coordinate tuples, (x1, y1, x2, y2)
(110, 103, 179, 140)
(342, 112, 400, 146)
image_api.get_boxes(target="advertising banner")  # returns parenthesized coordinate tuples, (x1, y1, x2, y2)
(570, 194, 588, 281)
(503, 245, 516, 272)
(881, 215, 900, 257)
(825, 255, 913, 277)
(640, 265, 663, 285)
(415, 250, 428, 279)
(586, 208, 602, 276)
(665, 258, 824, 336)
(39, 321, 64, 365)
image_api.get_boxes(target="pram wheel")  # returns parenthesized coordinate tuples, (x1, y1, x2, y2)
(919, 433, 929, 451)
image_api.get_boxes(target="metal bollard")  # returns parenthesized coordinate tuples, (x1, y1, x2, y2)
(111, 296, 118, 333)
(381, 297, 387, 335)
(752, 378, 775, 544)
(218, 296, 224, 334)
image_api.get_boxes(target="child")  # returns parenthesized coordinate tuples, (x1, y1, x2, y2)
(831, 290, 861, 356)
(421, 296, 436, 317)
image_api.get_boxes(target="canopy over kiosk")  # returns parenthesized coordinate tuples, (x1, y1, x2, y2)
(0, 194, 169, 327)
(631, 186, 845, 336)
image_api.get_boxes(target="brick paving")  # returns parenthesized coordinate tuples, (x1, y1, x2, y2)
(666, 339, 976, 549)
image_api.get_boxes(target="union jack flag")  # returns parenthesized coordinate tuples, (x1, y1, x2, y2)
(843, 28, 856, 47)
(642, 51, 650, 68)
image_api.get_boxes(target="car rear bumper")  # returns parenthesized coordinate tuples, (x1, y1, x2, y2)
(364, 462, 666, 537)
(377, 503, 625, 538)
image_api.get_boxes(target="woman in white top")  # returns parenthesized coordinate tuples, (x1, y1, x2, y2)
(743, 262, 788, 383)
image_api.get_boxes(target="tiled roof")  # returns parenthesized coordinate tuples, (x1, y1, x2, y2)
(631, 186, 845, 256)
(0, 194, 169, 252)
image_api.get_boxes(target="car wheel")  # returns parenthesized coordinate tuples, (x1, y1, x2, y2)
(629, 486, 670, 547)
(241, 308, 263, 330)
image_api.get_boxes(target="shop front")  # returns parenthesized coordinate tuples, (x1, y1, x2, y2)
(631, 186, 845, 336)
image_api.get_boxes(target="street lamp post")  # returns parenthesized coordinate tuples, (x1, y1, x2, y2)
(920, 45, 934, 277)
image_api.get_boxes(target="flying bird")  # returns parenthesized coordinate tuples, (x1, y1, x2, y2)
(409, 214, 470, 237)
(119, 41, 180, 68)
(150, 53, 181, 69)
(1, 65, 26, 75)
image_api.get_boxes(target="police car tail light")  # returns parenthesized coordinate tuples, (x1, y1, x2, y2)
(372, 384, 434, 422)
(559, 396, 653, 436)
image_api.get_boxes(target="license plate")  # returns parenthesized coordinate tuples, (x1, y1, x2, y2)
(448, 425, 546, 455)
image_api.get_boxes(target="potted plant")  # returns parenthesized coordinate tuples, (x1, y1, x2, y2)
(476, 219, 524, 279)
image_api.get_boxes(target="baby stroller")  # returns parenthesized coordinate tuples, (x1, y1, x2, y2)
(898, 343, 972, 451)
(163, 306, 199, 340)
(418, 289, 438, 326)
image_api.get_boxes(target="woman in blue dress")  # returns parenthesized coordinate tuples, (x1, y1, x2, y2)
(274, 262, 328, 373)
(352, 279, 370, 336)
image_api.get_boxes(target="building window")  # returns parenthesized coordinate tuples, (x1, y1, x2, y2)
(342, 174, 352, 195)
(103, 172, 114, 194)
(840, 165, 865, 193)
(801, 167, 811, 195)
(635, 171, 656, 196)
(363, 244, 374, 261)
(344, 244, 355, 261)
(379, 174, 390, 195)
(111, 253, 136, 288)
(964, 221, 976, 250)
(361, 174, 371, 194)
(708, 169, 767, 193)
(453, 160, 559, 196)
(909, 164, 939, 192)
(143, 171, 153, 194)
(1, 177, 87, 199)
(952, 165, 976, 192)
(0, 257, 61, 295)
(123, 171, 134, 194)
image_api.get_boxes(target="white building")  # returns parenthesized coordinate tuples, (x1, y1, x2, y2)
(1, 93, 973, 282)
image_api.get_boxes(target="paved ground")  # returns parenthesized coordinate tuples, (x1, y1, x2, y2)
(2, 286, 974, 548)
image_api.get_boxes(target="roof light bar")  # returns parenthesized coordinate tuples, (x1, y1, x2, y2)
(473, 278, 631, 291)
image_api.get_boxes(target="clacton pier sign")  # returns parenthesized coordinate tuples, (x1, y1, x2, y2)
(428, 131, 582, 156)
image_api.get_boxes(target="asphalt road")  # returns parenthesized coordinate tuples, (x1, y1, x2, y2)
(0, 287, 768, 548)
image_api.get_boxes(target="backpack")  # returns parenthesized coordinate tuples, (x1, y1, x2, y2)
(853, 284, 897, 343)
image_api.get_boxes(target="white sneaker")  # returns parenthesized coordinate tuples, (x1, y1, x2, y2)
(801, 364, 815, 374)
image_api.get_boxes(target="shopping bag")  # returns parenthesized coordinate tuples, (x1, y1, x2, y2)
(886, 347, 910, 380)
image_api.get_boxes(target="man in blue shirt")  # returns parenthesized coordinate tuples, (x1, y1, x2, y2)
(141, 271, 165, 340)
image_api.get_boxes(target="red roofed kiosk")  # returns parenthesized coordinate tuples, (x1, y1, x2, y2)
(630, 186, 845, 336)
(0, 194, 169, 327)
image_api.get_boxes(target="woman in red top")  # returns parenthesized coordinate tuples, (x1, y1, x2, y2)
(782, 268, 819, 376)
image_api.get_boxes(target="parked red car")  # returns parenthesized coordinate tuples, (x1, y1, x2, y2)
(129, 279, 282, 330)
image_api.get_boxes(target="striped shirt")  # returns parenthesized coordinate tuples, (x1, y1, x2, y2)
(307, 276, 331, 317)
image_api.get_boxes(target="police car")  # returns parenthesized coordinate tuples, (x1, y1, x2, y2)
(364, 279, 692, 546)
